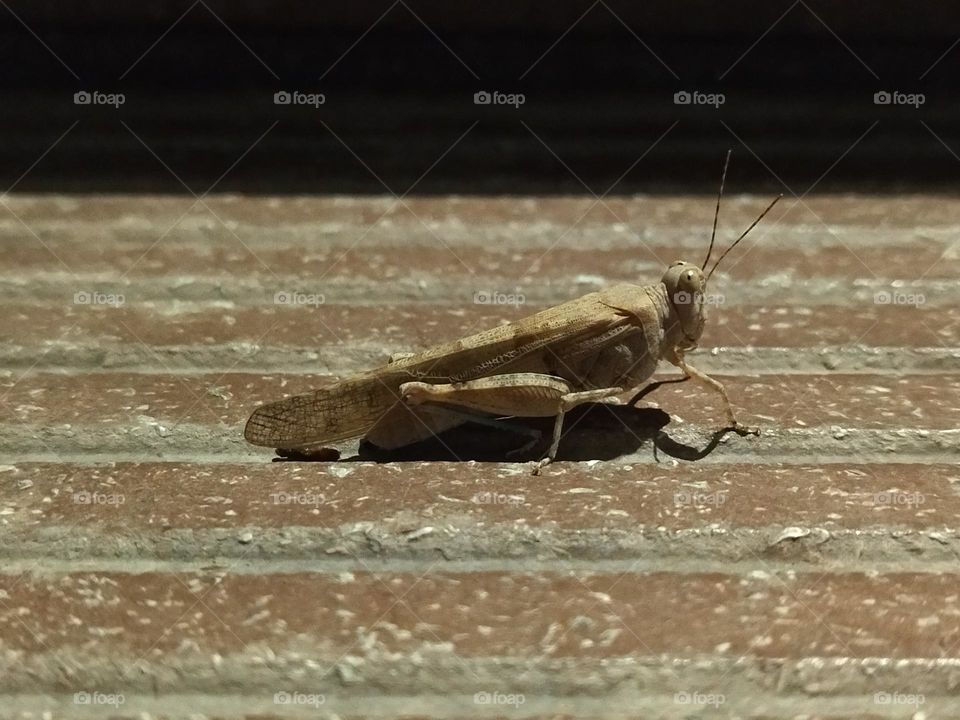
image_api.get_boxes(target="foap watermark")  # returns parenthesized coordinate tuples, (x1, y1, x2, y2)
(874, 691, 925, 708)
(673, 290, 725, 306)
(674, 490, 727, 508)
(74, 691, 125, 707)
(474, 90, 525, 108)
(270, 491, 324, 506)
(74, 90, 125, 108)
(273, 691, 326, 707)
(274, 90, 325, 108)
(873, 90, 925, 108)
(472, 491, 525, 506)
(275, 290, 325, 307)
(674, 691, 725, 708)
(873, 491, 925, 508)
(473, 691, 525, 708)
(873, 290, 925, 307)
(473, 289, 525, 308)
(74, 290, 125, 307)
(674, 90, 725, 108)
(73, 491, 125, 506)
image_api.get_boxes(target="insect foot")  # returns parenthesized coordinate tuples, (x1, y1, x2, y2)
(729, 422, 761, 437)
(531, 456, 552, 476)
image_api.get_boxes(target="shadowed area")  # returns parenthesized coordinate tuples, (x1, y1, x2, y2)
(3, 1, 960, 193)
(270, 404, 753, 464)
(356, 404, 672, 463)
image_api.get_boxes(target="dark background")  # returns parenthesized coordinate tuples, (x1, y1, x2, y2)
(2, 0, 960, 194)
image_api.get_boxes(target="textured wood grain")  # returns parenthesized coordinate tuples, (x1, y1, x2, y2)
(1, 194, 957, 718)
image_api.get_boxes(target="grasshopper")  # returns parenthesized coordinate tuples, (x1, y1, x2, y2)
(245, 153, 781, 469)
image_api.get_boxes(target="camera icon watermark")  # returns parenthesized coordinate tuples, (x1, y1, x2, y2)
(474, 691, 525, 707)
(674, 691, 725, 707)
(274, 290, 325, 307)
(472, 491, 525, 506)
(874, 691, 924, 707)
(73, 491, 125, 506)
(673, 290, 724, 306)
(873, 290, 925, 306)
(273, 90, 325, 108)
(473, 90, 525, 108)
(270, 491, 324, 506)
(73, 691, 125, 707)
(74, 290, 125, 307)
(873, 90, 925, 108)
(273, 691, 325, 707)
(674, 90, 725, 108)
(674, 490, 727, 508)
(873, 491, 925, 508)
(74, 90, 125, 108)
(473, 289, 525, 308)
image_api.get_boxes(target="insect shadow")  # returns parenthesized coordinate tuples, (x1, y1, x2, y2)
(269, 403, 740, 464)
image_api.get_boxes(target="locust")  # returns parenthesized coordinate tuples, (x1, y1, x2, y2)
(245, 152, 781, 470)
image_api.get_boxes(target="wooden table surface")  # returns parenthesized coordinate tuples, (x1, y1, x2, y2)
(0, 191, 957, 718)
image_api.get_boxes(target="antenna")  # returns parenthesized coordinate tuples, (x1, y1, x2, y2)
(707, 194, 783, 282)
(702, 149, 732, 270)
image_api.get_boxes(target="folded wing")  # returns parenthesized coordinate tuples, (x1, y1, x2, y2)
(244, 284, 649, 449)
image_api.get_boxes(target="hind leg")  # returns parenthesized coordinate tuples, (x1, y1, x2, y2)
(400, 373, 623, 472)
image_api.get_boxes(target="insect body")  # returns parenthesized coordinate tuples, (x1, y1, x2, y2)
(245, 154, 780, 468)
